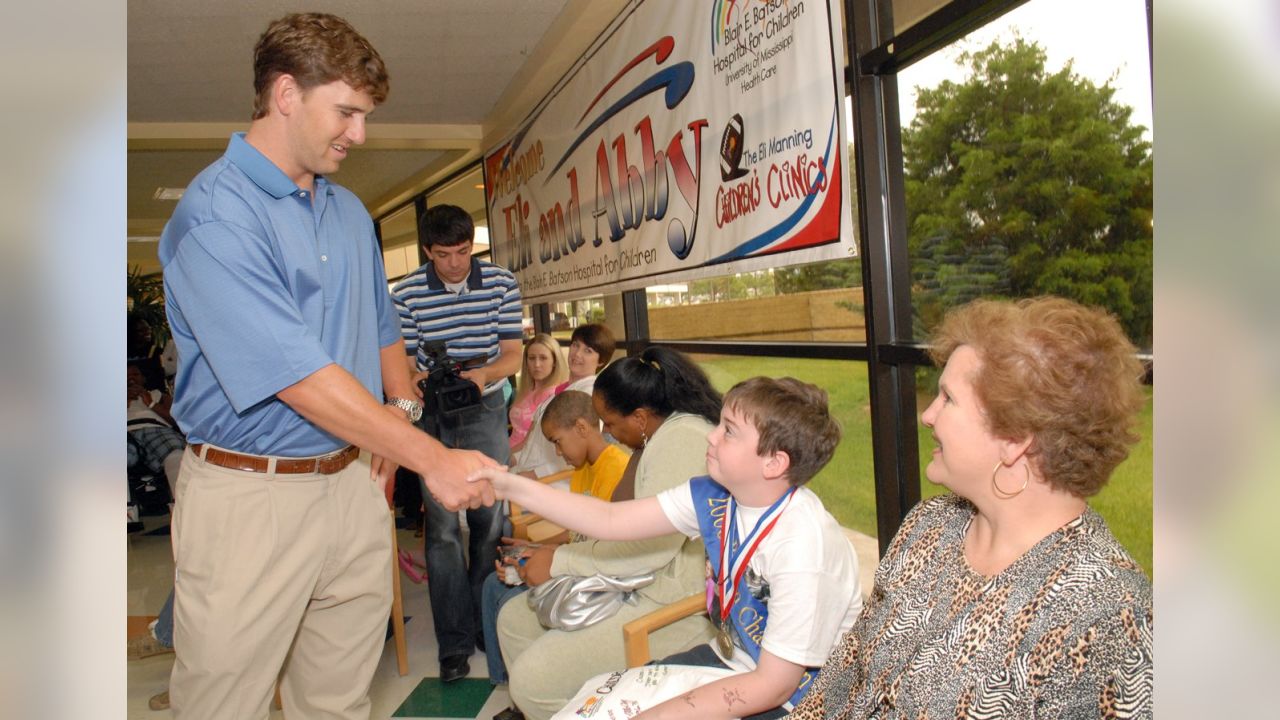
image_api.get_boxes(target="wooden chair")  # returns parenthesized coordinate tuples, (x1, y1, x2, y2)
(508, 468, 573, 542)
(622, 593, 707, 668)
(388, 509, 409, 676)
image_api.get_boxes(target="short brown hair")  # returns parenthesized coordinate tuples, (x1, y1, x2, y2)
(570, 324, 616, 370)
(252, 13, 389, 120)
(542, 391, 598, 430)
(420, 204, 474, 249)
(723, 377, 841, 487)
(929, 297, 1145, 497)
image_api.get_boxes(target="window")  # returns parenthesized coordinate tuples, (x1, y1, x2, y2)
(897, 0, 1153, 571)
(696, 354, 881, 543)
(378, 203, 418, 282)
(899, 0, 1153, 351)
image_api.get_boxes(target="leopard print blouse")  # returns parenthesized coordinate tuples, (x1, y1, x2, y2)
(786, 495, 1152, 719)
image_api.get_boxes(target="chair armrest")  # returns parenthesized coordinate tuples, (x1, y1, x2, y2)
(509, 469, 575, 538)
(622, 593, 707, 668)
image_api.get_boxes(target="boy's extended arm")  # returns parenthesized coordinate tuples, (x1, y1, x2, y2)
(636, 649, 805, 720)
(473, 467, 676, 541)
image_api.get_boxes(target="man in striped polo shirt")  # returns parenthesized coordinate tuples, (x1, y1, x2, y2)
(391, 204, 524, 682)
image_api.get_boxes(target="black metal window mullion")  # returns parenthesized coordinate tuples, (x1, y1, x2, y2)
(621, 289, 651, 357)
(849, 0, 922, 556)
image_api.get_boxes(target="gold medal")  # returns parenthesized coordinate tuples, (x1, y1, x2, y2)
(716, 625, 734, 656)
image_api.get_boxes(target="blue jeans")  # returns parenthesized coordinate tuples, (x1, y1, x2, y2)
(419, 388, 510, 661)
(154, 588, 175, 647)
(480, 571, 528, 684)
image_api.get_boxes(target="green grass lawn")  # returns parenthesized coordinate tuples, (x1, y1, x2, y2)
(696, 356, 1153, 577)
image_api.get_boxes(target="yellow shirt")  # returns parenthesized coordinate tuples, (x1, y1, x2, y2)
(569, 443, 631, 501)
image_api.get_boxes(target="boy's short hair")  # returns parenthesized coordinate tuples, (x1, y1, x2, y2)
(252, 13, 389, 120)
(420, 204, 474, 249)
(542, 390, 598, 430)
(724, 377, 841, 487)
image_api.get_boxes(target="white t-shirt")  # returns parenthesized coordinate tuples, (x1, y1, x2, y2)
(656, 482, 863, 672)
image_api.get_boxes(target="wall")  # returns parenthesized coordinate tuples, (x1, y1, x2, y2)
(648, 288, 866, 342)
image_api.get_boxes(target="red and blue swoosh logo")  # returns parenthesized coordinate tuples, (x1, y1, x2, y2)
(546, 36, 696, 179)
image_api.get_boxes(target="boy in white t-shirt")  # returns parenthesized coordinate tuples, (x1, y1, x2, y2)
(473, 377, 862, 719)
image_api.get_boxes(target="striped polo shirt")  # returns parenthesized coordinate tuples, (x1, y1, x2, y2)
(391, 256, 523, 395)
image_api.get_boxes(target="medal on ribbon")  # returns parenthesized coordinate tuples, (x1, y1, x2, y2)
(714, 487, 796, 656)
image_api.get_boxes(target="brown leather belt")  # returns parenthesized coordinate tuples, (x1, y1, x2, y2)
(190, 444, 359, 475)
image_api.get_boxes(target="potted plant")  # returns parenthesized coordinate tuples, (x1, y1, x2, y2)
(127, 265, 169, 360)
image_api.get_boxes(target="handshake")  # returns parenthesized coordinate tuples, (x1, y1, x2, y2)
(420, 453, 523, 511)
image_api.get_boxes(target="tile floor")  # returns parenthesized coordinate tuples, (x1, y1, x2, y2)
(127, 513, 879, 719)
(126, 513, 514, 720)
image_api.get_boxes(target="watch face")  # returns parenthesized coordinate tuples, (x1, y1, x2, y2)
(389, 398, 422, 422)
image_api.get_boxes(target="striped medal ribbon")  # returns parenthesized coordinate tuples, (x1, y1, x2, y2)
(716, 487, 797, 655)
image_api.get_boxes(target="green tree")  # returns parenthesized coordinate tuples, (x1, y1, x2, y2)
(689, 274, 754, 302)
(774, 258, 861, 294)
(904, 37, 1152, 345)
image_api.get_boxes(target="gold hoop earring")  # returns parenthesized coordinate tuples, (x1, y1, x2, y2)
(991, 461, 1029, 499)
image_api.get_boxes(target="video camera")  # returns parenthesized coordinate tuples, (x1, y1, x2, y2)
(416, 341, 483, 419)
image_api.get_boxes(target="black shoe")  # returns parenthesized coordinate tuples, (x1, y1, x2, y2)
(493, 708, 524, 720)
(440, 654, 470, 683)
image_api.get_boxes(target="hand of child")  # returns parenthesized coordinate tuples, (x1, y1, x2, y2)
(517, 544, 556, 587)
(496, 558, 524, 585)
(467, 466, 521, 497)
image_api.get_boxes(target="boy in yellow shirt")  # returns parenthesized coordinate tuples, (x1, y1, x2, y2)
(541, 391, 630, 507)
(481, 390, 630, 693)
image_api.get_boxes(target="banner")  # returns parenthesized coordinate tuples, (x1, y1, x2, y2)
(484, 0, 854, 303)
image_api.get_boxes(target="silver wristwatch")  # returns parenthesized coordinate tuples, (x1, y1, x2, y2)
(385, 397, 424, 423)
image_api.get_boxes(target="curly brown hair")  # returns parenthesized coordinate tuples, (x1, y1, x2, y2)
(252, 13, 389, 120)
(928, 297, 1144, 498)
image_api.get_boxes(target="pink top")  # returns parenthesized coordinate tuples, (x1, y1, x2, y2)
(509, 386, 557, 448)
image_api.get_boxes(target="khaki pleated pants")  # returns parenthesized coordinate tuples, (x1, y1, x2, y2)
(169, 446, 392, 719)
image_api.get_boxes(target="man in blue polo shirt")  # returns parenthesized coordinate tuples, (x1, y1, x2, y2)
(158, 14, 497, 720)
(391, 204, 523, 682)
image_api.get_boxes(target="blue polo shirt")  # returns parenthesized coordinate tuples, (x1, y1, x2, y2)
(159, 133, 401, 456)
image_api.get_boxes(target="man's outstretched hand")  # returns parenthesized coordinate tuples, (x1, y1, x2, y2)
(424, 447, 499, 510)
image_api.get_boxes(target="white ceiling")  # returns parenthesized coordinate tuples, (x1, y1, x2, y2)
(127, 0, 571, 273)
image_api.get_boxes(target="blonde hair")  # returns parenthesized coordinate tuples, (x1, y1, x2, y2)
(929, 297, 1145, 497)
(515, 333, 567, 403)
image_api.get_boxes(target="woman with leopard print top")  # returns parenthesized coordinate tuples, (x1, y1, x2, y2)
(787, 297, 1152, 719)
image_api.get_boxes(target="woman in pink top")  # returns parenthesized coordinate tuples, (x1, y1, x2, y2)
(510, 324, 618, 478)
(509, 333, 567, 451)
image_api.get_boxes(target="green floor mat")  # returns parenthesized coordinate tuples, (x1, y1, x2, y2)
(392, 677, 493, 718)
